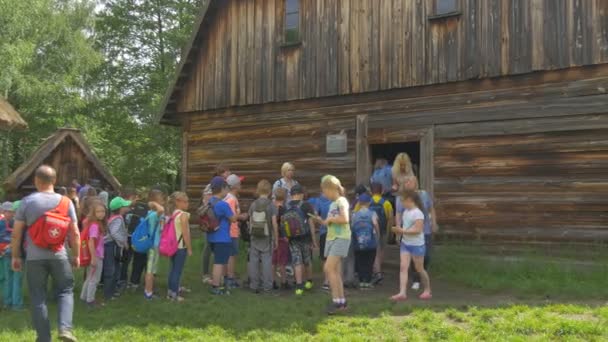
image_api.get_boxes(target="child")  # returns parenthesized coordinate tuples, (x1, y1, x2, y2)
(247, 180, 278, 294)
(80, 202, 107, 307)
(369, 182, 394, 285)
(351, 194, 379, 289)
(313, 175, 350, 314)
(200, 184, 213, 284)
(314, 193, 332, 291)
(390, 190, 432, 301)
(282, 184, 317, 296)
(103, 196, 131, 301)
(224, 174, 247, 289)
(0, 201, 23, 310)
(166, 192, 193, 301)
(207, 177, 237, 295)
(144, 189, 166, 300)
(271, 188, 290, 289)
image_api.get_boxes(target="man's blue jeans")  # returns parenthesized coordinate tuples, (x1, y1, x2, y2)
(26, 259, 74, 342)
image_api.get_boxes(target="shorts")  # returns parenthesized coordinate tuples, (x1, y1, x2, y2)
(146, 248, 160, 274)
(211, 242, 232, 265)
(230, 238, 239, 256)
(288, 239, 312, 266)
(272, 238, 289, 266)
(400, 243, 426, 257)
(324, 238, 350, 258)
(319, 233, 327, 260)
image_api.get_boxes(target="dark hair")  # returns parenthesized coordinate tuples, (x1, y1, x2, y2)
(370, 183, 383, 194)
(214, 163, 229, 177)
(57, 187, 68, 196)
(354, 184, 368, 196)
(121, 187, 137, 199)
(211, 184, 227, 195)
(35, 165, 57, 184)
(148, 189, 165, 202)
(401, 190, 426, 218)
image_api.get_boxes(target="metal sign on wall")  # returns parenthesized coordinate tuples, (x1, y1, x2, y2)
(326, 132, 347, 154)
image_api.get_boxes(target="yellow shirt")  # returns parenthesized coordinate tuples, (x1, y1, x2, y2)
(327, 197, 351, 241)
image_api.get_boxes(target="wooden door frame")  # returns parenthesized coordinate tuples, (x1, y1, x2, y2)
(356, 115, 434, 195)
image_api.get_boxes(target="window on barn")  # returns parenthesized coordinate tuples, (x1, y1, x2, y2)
(284, 0, 300, 45)
(429, 0, 461, 20)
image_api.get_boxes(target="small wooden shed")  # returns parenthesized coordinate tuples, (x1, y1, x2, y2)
(0, 97, 28, 131)
(159, 0, 608, 243)
(3, 128, 121, 197)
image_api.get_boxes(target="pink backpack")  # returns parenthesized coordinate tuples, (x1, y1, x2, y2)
(159, 211, 181, 257)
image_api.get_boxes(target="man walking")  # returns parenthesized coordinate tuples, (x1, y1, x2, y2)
(11, 165, 80, 342)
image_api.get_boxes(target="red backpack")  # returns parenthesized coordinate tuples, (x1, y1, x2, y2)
(28, 197, 72, 252)
(79, 222, 92, 267)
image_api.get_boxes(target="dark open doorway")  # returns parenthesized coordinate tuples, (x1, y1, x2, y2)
(370, 141, 421, 178)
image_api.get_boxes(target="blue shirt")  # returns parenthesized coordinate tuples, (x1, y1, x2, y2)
(314, 195, 332, 235)
(206, 196, 234, 243)
(147, 211, 164, 248)
(370, 165, 393, 194)
(396, 190, 434, 235)
(0, 218, 13, 255)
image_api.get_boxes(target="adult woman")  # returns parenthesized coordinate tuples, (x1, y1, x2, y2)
(391, 153, 418, 194)
(272, 162, 299, 203)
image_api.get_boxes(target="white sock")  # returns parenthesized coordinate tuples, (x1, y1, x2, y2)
(333, 298, 340, 304)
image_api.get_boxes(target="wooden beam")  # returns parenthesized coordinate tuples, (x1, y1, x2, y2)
(420, 127, 435, 196)
(181, 117, 190, 192)
(355, 114, 370, 186)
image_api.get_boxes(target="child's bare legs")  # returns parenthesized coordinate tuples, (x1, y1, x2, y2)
(144, 273, 154, 295)
(294, 264, 303, 285)
(324, 256, 343, 299)
(373, 243, 384, 274)
(212, 265, 224, 287)
(227, 256, 236, 278)
(392, 253, 411, 299)
(305, 263, 313, 282)
(412, 255, 431, 295)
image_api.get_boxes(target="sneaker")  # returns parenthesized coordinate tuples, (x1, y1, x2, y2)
(273, 281, 280, 290)
(202, 275, 212, 285)
(144, 292, 155, 300)
(304, 281, 314, 290)
(360, 282, 372, 290)
(326, 302, 342, 315)
(179, 286, 192, 294)
(167, 295, 185, 302)
(411, 282, 421, 291)
(372, 272, 384, 285)
(295, 288, 304, 296)
(321, 283, 330, 292)
(58, 330, 78, 342)
(210, 287, 229, 296)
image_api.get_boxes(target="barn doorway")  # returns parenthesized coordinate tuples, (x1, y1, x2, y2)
(370, 141, 421, 179)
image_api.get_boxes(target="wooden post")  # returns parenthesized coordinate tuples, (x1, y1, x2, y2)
(420, 127, 435, 196)
(355, 114, 371, 186)
(181, 117, 190, 192)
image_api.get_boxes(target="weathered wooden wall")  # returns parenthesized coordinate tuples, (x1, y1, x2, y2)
(170, 0, 608, 115)
(19, 136, 114, 193)
(184, 66, 608, 241)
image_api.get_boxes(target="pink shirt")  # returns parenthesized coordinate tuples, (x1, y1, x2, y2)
(224, 193, 240, 238)
(88, 223, 105, 258)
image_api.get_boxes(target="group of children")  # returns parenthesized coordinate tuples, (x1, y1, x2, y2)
(1, 153, 436, 315)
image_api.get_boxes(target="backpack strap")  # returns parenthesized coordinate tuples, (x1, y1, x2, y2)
(53, 196, 71, 216)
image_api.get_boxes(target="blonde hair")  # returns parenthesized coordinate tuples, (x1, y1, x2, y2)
(321, 175, 345, 196)
(167, 191, 189, 214)
(86, 202, 107, 236)
(274, 187, 287, 201)
(392, 153, 414, 179)
(256, 179, 272, 196)
(280, 162, 295, 177)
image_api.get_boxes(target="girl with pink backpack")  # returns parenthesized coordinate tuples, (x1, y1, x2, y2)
(159, 192, 192, 302)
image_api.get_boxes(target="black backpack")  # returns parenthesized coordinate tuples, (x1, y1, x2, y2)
(125, 202, 148, 235)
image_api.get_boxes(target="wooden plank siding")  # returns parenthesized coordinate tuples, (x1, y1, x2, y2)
(170, 0, 608, 115)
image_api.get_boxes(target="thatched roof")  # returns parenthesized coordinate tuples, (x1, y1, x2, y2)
(4, 128, 121, 191)
(0, 97, 28, 131)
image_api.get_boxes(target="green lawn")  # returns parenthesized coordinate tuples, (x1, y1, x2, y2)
(1, 242, 607, 341)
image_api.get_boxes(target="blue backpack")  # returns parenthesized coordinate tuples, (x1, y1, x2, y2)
(352, 210, 377, 251)
(369, 197, 388, 235)
(370, 166, 392, 194)
(131, 212, 157, 253)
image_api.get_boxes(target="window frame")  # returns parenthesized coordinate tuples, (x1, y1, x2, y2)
(282, 0, 302, 47)
(428, 0, 461, 21)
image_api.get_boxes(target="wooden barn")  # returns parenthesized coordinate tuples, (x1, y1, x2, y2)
(0, 97, 28, 132)
(158, 0, 608, 243)
(4, 128, 121, 197)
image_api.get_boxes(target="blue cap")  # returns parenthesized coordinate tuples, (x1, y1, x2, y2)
(358, 193, 372, 203)
(210, 176, 227, 190)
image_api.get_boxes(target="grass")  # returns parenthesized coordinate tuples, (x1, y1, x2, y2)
(1, 241, 607, 341)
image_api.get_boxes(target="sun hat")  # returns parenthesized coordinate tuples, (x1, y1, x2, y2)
(226, 174, 244, 188)
(1, 202, 13, 211)
(210, 176, 228, 191)
(109, 197, 132, 211)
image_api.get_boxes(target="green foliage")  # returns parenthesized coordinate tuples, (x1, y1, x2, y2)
(0, 0, 203, 190)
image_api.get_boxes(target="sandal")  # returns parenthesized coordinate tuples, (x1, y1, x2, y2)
(419, 292, 432, 300)
(390, 294, 407, 302)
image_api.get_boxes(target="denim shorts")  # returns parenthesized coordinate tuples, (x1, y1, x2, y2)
(230, 238, 239, 256)
(400, 243, 426, 257)
(211, 242, 232, 265)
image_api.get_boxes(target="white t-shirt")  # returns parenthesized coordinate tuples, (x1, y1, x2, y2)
(401, 208, 425, 246)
